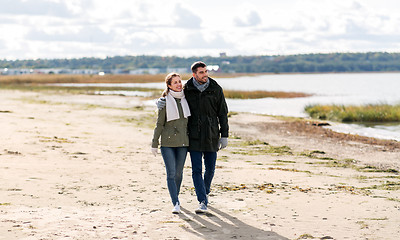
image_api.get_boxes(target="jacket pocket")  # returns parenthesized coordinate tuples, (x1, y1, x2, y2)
(206, 117, 219, 140)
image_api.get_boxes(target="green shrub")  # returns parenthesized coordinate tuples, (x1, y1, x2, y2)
(305, 104, 400, 122)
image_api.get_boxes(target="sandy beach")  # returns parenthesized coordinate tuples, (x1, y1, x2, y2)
(1, 89, 399, 240)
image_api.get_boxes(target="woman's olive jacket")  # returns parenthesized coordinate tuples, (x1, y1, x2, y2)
(151, 98, 189, 148)
(184, 77, 229, 152)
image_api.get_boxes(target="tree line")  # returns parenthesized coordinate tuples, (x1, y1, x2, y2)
(1, 52, 400, 73)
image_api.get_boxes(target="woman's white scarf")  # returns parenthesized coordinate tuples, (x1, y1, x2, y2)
(166, 90, 191, 122)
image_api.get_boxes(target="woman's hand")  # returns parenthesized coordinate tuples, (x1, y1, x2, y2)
(151, 148, 158, 156)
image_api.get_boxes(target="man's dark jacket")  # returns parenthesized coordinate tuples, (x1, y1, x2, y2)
(184, 77, 229, 152)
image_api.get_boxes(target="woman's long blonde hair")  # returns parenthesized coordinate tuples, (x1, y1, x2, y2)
(162, 72, 181, 97)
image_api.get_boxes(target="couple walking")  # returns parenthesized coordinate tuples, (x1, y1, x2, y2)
(151, 61, 229, 214)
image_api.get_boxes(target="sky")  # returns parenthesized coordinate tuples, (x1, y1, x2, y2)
(1, 0, 400, 60)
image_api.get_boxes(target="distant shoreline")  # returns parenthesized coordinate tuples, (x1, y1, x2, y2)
(1, 71, 400, 85)
(214, 71, 400, 77)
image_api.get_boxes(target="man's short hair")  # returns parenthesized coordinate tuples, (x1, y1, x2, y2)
(191, 61, 207, 73)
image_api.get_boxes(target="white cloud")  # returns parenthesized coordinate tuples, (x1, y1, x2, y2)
(181, 33, 232, 49)
(0, 0, 75, 17)
(173, 4, 202, 28)
(0, 0, 400, 59)
(27, 26, 114, 43)
(234, 10, 262, 27)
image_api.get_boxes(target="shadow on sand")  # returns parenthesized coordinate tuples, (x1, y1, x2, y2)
(179, 206, 289, 240)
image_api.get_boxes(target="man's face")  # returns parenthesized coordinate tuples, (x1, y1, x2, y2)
(193, 67, 208, 85)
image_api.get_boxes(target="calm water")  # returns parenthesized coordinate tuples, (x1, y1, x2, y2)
(53, 72, 400, 141)
(217, 72, 400, 116)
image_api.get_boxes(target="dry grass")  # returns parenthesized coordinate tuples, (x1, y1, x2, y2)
(1, 74, 313, 99)
(224, 90, 311, 99)
(0, 74, 191, 84)
(0, 73, 257, 85)
(305, 104, 400, 122)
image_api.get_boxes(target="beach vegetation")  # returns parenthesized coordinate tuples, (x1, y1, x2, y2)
(18, 96, 140, 112)
(356, 221, 369, 229)
(362, 181, 400, 191)
(305, 158, 359, 170)
(305, 161, 326, 165)
(5, 150, 22, 155)
(354, 175, 400, 181)
(3, 84, 163, 98)
(242, 140, 269, 146)
(124, 113, 155, 128)
(230, 138, 296, 156)
(387, 198, 400, 202)
(7, 188, 22, 191)
(267, 167, 312, 174)
(227, 111, 238, 118)
(223, 90, 311, 99)
(217, 155, 229, 162)
(296, 233, 315, 239)
(230, 135, 241, 139)
(305, 104, 400, 122)
(327, 159, 357, 168)
(255, 183, 275, 193)
(215, 182, 316, 194)
(265, 145, 292, 155)
(230, 144, 292, 156)
(355, 175, 369, 180)
(0, 73, 187, 84)
(364, 217, 388, 221)
(18, 97, 55, 105)
(299, 150, 334, 160)
(133, 106, 144, 111)
(72, 152, 87, 155)
(359, 165, 399, 173)
(160, 220, 181, 223)
(317, 157, 335, 160)
(39, 136, 74, 144)
(274, 160, 296, 164)
(384, 175, 400, 179)
(216, 183, 247, 192)
(331, 185, 373, 195)
(78, 200, 100, 206)
(231, 150, 246, 155)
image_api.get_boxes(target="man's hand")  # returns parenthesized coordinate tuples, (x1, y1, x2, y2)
(218, 137, 228, 150)
(156, 97, 166, 110)
(151, 148, 158, 157)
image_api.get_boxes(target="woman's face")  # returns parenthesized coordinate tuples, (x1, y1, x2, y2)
(168, 76, 182, 92)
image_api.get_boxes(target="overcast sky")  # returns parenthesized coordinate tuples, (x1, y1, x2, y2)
(1, 0, 400, 60)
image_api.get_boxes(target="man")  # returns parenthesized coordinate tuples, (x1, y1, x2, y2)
(158, 61, 229, 213)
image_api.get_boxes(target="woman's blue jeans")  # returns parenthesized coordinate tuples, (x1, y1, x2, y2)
(190, 151, 217, 205)
(160, 147, 188, 205)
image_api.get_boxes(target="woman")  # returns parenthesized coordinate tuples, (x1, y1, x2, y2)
(151, 72, 191, 214)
